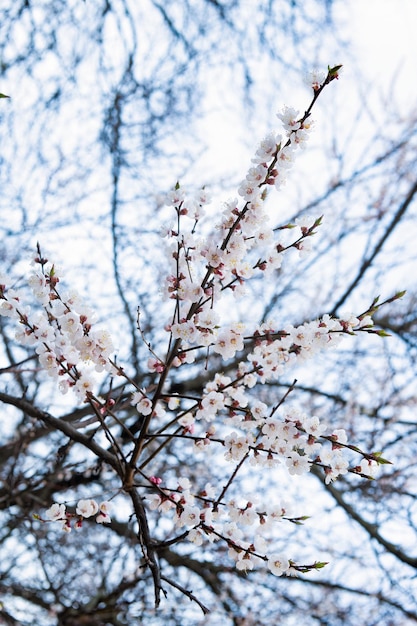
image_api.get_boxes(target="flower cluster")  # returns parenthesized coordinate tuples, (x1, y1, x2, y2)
(216, 400, 374, 486)
(246, 314, 373, 382)
(152, 384, 381, 573)
(171, 313, 373, 436)
(6, 67, 392, 588)
(154, 97, 363, 403)
(157, 101, 317, 365)
(0, 255, 115, 401)
(44, 499, 112, 532)
(146, 475, 323, 575)
(126, 69, 390, 577)
(146, 477, 284, 573)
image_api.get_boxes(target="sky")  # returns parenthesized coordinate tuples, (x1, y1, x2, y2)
(341, 0, 417, 111)
(193, 0, 417, 193)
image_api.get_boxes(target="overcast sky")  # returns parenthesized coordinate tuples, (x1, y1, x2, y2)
(343, 0, 417, 108)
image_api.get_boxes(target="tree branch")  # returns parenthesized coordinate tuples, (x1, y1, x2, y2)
(0, 392, 121, 473)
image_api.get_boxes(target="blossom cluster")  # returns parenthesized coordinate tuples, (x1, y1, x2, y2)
(147, 392, 379, 575)
(3, 67, 390, 584)
(146, 474, 327, 576)
(126, 70, 387, 576)
(130, 106, 324, 429)
(221, 407, 352, 483)
(144, 393, 380, 575)
(0, 256, 115, 401)
(44, 499, 112, 532)
(174, 313, 373, 433)
(146, 476, 298, 574)
(138, 149, 383, 573)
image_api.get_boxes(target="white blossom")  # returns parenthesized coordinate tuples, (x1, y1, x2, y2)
(268, 554, 290, 576)
(45, 503, 67, 521)
(76, 499, 99, 518)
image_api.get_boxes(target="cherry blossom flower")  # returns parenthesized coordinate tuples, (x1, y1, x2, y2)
(303, 416, 327, 437)
(76, 499, 99, 518)
(285, 452, 311, 476)
(176, 505, 201, 528)
(359, 459, 380, 478)
(98, 501, 112, 515)
(132, 393, 153, 416)
(277, 105, 300, 132)
(187, 528, 204, 546)
(236, 554, 255, 571)
(331, 429, 348, 445)
(224, 432, 252, 462)
(304, 69, 326, 90)
(73, 373, 96, 401)
(268, 554, 290, 576)
(96, 512, 112, 524)
(198, 391, 225, 420)
(330, 454, 349, 477)
(252, 132, 280, 163)
(45, 503, 67, 521)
